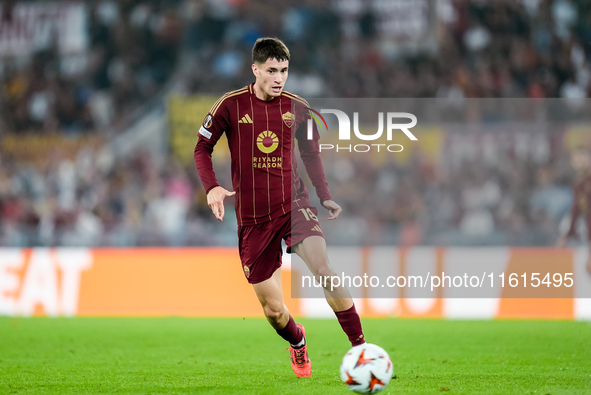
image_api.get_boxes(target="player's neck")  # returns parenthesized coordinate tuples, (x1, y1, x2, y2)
(253, 83, 276, 102)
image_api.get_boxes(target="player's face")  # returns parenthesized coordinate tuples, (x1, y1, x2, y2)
(252, 58, 289, 100)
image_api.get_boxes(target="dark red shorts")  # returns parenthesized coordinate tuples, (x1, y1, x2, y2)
(238, 206, 324, 284)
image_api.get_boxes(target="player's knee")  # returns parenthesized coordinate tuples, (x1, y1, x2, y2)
(262, 303, 285, 322)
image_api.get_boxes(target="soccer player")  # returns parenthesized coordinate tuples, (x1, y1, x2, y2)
(194, 38, 365, 378)
(558, 146, 591, 275)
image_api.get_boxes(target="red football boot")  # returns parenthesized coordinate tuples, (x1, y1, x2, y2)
(289, 324, 311, 378)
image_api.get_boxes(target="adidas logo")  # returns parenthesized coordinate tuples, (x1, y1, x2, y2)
(239, 114, 253, 124)
(311, 225, 323, 233)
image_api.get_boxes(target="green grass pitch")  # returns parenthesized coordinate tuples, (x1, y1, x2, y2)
(1, 317, 589, 394)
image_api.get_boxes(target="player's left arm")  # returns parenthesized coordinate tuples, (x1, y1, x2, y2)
(558, 184, 580, 247)
(296, 117, 342, 220)
(321, 199, 342, 220)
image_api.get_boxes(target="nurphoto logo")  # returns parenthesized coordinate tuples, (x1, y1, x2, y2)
(305, 107, 418, 153)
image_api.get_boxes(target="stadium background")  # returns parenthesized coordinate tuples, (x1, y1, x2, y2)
(1, 0, 591, 320)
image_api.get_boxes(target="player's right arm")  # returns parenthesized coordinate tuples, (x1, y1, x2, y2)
(194, 100, 235, 221)
(206, 186, 236, 221)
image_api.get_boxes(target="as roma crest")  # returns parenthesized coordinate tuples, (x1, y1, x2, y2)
(282, 111, 295, 128)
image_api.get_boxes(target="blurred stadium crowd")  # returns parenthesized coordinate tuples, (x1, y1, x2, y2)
(1, 0, 591, 247)
(1, 0, 181, 134)
(183, 0, 591, 99)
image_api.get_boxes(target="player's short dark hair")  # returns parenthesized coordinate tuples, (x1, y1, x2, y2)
(252, 37, 290, 64)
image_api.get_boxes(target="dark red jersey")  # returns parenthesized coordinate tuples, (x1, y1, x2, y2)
(194, 84, 332, 226)
(566, 171, 591, 241)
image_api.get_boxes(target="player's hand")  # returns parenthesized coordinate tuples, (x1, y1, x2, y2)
(322, 200, 342, 220)
(207, 186, 236, 221)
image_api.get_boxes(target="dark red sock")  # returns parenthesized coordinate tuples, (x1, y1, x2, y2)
(335, 304, 365, 346)
(276, 315, 304, 345)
